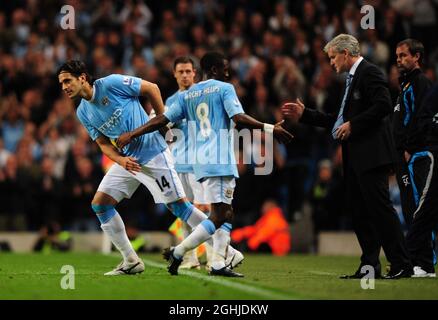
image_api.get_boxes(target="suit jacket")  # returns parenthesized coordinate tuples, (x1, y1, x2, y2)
(300, 59, 396, 173)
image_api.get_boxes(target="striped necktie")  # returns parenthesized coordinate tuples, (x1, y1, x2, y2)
(332, 74, 353, 139)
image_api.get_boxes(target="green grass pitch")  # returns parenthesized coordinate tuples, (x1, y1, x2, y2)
(0, 253, 437, 300)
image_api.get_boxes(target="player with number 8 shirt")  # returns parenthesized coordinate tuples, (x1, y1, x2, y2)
(116, 52, 294, 276)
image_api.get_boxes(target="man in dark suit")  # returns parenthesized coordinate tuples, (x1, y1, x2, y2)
(282, 34, 413, 279)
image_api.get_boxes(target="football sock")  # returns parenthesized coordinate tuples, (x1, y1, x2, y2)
(173, 219, 215, 259)
(100, 211, 137, 263)
(176, 207, 236, 264)
(182, 221, 191, 238)
(226, 242, 238, 257)
(186, 205, 208, 228)
(211, 223, 232, 270)
(182, 221, 199, 263)
(205, 238, 213, 265)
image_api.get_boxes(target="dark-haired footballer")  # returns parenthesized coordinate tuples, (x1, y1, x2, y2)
(58, 60, 212, 275)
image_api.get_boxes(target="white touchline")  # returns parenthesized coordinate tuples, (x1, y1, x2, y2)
(308, 271, 337, 276)
(142, 258, 295, 300)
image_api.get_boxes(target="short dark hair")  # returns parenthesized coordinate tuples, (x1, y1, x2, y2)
(397, 39, 425, 65)
(57, 60, 93, 83)
(173, 56, 195, 70)
(200, 52, 226, 73)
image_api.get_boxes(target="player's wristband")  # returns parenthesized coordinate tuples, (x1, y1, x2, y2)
(263, 123, 274, 134)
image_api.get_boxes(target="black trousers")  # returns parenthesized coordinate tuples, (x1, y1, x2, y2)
(346, 164, 412, 271)
(406, 151, 438, 272)
(394, 154, 416, 226)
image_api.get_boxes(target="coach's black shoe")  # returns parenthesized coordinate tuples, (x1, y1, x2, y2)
(382, 268, 413, 279)
(209, 266, 244, 278)
(340, 266, 381, 279)
(163, 247, 183, 276)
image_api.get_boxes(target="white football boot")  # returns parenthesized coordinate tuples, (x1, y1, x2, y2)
(226, 249, 244, 270)
(411, 266, 436, 278)
(206, 247, 244, 271)
(179, 249, 201, 270)
(104, 258, 145, 276)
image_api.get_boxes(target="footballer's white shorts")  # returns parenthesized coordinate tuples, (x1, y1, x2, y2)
(177, 172, 207, 204)
(201, 176, 236, 205)
(97, 148, 185, 204)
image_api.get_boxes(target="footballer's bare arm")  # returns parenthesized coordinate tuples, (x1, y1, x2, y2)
(232, 113, 294, 144)
(116, 114, 170, 149)
(140, 80, 170, 138)
(95, 136, 141, 174)
(140, 80, 165, 116)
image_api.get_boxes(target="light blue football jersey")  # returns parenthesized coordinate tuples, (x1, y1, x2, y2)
(76, 74, 167, 165)
(166, 91, 193, 173)
(164, 79, 245, 180)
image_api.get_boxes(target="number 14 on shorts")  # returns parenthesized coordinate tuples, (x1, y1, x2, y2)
(155, 176, 170, 192)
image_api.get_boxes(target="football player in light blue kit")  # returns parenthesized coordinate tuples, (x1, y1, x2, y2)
(165, 56, 207, 269)
(57, 60, 212, 275)
(116, 52, 293, 277)
(164, 56, 244, 271)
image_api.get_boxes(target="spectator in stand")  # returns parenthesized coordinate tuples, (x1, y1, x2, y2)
(69, 156, 102, 231)
(0, 138, 11, 169)
(33, 221, 72, 253)
(0, 155, 27, 230)
(1, 97, 25, 153)
(35, 157, 64, 226)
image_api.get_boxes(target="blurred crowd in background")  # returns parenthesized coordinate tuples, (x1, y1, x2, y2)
(0, 0, 437, 242)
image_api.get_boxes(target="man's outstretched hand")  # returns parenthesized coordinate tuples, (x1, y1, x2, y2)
(281, 98, 305, 122)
